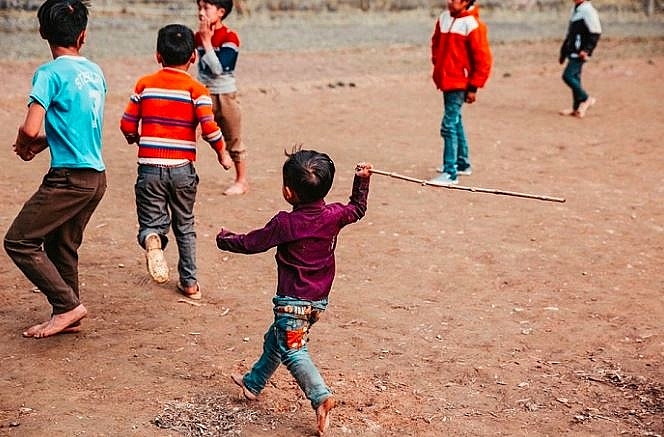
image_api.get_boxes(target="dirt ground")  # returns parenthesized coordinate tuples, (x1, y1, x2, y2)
(0, 12, 663, 437)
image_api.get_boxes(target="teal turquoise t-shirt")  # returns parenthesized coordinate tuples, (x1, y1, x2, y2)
(29, 55, 107, 171)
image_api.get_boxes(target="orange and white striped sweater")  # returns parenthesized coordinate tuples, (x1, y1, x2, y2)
(120, 67, 225, 165)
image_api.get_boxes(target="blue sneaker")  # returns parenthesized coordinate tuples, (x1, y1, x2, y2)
(428, 173, 458, 186)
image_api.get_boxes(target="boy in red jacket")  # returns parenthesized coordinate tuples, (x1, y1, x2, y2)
(429, 0, 492, 186)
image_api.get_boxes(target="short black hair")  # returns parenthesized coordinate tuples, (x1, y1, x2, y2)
(38, 0, 89, 47)
(197, 0, 233, 20)
(283, 147, 335, 204)
(157, 24, 195, 67)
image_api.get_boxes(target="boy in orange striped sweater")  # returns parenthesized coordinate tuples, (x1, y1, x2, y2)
(120, 24, 231, 300)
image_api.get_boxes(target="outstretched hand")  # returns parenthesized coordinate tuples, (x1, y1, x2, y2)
(216, 227, 236, 245)
(355, 162, 373, 178)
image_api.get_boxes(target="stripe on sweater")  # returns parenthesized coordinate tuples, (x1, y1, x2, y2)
(140, 136, 197, 152)
(140, 88, 194, 103)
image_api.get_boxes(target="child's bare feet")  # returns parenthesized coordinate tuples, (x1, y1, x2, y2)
(230, 373, 257, 400)
(23, 320, 82, 337)
(22, 304, 87, 339)
(316, 396, 335, 436)
(223, 181, 248, 196)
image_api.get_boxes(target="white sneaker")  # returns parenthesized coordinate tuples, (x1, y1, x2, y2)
(428, 173, 458, 186)
(438, 166, 472, 176)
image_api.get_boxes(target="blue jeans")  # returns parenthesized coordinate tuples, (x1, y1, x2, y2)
(242, 296, 331, 409)
(134, 163, 199, 287)
(562, 57, 588, 110)
(440, 90, 470, 179)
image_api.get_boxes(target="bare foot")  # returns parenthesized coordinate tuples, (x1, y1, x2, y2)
(559, 108, 577, 116)
(316, 396, 335, 436)
(230, 373, 258, 400)
(23, 320, 82, 338)
(22, 305, 87, 339)
(223, 181, 248, 196)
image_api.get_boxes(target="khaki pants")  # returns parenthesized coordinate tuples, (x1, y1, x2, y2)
(211, 92, 247, 162)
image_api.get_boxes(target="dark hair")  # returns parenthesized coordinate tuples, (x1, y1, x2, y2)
(197, 0, 233, 20)
(157, 24, 195, 67)
(467, 0, 476, 7)
(283, 147, 335, 204)
(38, 0, 89, 47)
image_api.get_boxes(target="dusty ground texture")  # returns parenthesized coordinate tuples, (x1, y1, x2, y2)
(0, 10, 663, 437)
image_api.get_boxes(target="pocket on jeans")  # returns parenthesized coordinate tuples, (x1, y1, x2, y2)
(174, 172, 199, 192)
(285, 327, 308, 350)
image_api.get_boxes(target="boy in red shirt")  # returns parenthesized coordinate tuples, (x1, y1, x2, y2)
(120, 24, 231, 299)
(429, 0, 492, 186)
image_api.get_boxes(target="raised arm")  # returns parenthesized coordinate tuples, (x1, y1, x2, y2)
(338, 162, 373, 227)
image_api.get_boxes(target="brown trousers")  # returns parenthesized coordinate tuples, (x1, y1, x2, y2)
(4, 168, 106, 315)
(211, 92, 247, 161)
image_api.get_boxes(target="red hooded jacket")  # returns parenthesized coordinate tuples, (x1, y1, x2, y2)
(431, 4, 492, 92)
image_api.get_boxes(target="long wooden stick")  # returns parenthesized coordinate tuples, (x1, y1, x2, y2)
(369, 169, 566, 203)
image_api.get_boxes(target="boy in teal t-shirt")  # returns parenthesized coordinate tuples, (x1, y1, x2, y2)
(4, 0, 107, 339)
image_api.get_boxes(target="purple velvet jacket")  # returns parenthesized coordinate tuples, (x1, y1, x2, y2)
(216, 175, 370, 301)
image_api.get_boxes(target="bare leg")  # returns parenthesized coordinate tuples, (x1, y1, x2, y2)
(23, 304, 87, 339)
(223, 160, 248, 195)
(216, 92, 248, 196)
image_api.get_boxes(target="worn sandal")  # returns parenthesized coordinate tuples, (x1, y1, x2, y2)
(145, 233, 169, 284)
(177, 282, 201, 300)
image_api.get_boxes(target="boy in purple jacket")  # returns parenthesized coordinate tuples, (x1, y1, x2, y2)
(216, 148, 372, 436)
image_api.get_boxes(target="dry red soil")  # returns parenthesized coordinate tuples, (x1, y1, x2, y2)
(0, 31, 662, 436)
